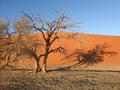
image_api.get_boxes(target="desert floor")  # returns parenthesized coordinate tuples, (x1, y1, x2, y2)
(0, 34, 120, 90)
(0, 69, 120, 90)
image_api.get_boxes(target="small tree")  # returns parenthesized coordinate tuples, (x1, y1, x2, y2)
(14, 16, 44, 72)
(0, 19, 17, 69)
(15, 34, 43, 72)
(21, 12, 81, 72)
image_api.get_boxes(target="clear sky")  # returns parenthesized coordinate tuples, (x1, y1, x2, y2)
(0, 0, 120, 36)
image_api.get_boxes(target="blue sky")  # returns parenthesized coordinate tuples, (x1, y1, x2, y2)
(0, 0, 120, 36)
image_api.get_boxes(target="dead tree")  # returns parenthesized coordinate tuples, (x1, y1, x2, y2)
(22, 12, 81, 72)
(0, 19, 17, 69)
(14, 16, 44, 72)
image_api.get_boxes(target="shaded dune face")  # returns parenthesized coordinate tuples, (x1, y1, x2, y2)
(2, 33, 120, 70)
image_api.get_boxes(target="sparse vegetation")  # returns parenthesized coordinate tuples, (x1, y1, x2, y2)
(0, 69, 120, 90)
(0, 12, 117, 73)
(0, 11, 119, 90)
(0, 1, 120, 90)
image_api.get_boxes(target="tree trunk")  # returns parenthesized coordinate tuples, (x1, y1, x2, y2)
(35, 60, 41, 73)
(42, 55, 48, 73)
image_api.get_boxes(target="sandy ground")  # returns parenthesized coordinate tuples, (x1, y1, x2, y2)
(0, 69, 120, 90)
(0, 34, 120, 90)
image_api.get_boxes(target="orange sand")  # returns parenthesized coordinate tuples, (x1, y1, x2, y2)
(2, 33, 120, 70)
(46, 34, 120, 70)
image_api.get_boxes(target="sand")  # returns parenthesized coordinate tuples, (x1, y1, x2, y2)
(1, 33, 120, 90)
(9, 33, 120, 71)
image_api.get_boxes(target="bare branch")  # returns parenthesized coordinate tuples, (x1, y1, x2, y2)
(22, 11, 47, 41)
(48, 47, 62, 54)
(50, 36, 59, 45)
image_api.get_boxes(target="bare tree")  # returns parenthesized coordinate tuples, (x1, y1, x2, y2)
(21, 12, 81, 72)
(0, 19, 17, 69)
(14, 16, 44, 72)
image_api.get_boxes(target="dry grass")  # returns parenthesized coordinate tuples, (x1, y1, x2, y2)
(0, 69, 120, 90)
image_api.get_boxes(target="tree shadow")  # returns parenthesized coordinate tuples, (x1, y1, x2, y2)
(51, 43, 117, 71)
(0, 64, 15, 70)
(48, 69, 120, 73)
(0, 43, 117, 73)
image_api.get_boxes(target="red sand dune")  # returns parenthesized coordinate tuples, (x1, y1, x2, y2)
(80, 34, 120, 70)
(4, 33, 120, 70)
(46, 34, 120, 70)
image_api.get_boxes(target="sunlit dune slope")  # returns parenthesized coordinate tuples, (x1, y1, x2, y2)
(15, 33, 120, 70)
(46, 34, 120, 69)
(80, 34, 120, 70)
